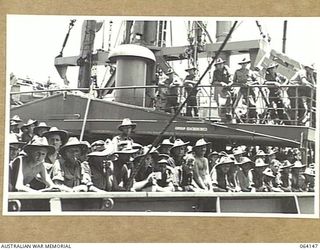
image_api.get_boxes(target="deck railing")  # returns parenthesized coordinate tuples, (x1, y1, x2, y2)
(7, 192, 315, 214)
(10, 83, 317, 127)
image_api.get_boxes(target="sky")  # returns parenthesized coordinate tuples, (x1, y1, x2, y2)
(6, 16, 320, 87)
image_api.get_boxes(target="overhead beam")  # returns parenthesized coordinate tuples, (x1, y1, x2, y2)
(155, 39, 268, 60)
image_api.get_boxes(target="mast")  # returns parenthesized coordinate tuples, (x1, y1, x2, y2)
(282, 20, 288, 53)
(216, 21, 232, 65)
(77, 20, 103, 89)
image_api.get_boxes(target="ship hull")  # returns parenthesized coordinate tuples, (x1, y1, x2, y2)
(8, 192, 314, 215)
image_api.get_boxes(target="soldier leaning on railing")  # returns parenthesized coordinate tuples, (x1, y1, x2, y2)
(211, 58, 233, 122)
(290, 64, 316, 126)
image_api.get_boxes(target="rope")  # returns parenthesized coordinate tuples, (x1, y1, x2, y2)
(107, 21, 113, 52)
(57, 19, 76, 57)
(196, 21, 213, 44)
(255, 21, 271, 42)
(169, 21, 173, 47)
(125, 21, 239, 190)
(101, 21, 105, 50)
(114, 21, 124, 47)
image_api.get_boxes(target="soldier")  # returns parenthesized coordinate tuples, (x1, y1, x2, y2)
(254, 149, 268, 162)
(261, 168, 283, 192)
(24, 127, 70, 191)
(170, 139, 189, 168)
(51, 137, 96, 192)
(290, 160, 306, 192)
(112, 118, 136, 151)
(170, 139, 190, 190)
(233, 58, 257, 123)
(157, 138, 175, 168)
(184, 80, 199, 117)
(250, 158, 268, 192)
(10, 115, 22, 135)
(20, 119, 38, 143)
(8, 133, 25, 163)
(164, 69, 180, 114)
(43, 127, 69, 175)
(131, 146, 160, 192)
(33, 122, 51, 137)
(235, 157, 255, 192)
(114, 145, 139, 191)
(302, 168, 315, 192)
(211, 156, 234, 192)
(156, 69, 169, 111)
(184, 66, 199, 117)
(290, 64, 316, 125)
(11, 115, 23, 124)
(181, 153, 200, 192)
(153, 159, 175, 192)
(207, 151, 219, 173)
(211, 58, 233, 122)
(157, 138, 173, 156)
(279, 160, 293, 192)
(87, 146, 118, 191)
(268, 157, 282, 189)
(232, 147, 245, 164)
(91, 140, 106, 152)
(264, 63, 289, 124)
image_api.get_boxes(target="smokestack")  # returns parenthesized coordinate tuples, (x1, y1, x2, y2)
(108, 44, 156, 107)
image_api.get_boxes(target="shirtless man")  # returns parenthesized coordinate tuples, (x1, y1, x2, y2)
(11, 137, 57, 192)
(192, 139, 212, 191)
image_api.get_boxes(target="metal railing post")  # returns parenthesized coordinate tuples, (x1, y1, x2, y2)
(246, 86, 250, 123)
(50, 198, 62, 212)
(209, 85, 212, 120)
(295, 86, 299, 125)
(216, 196, 221, 213)
(310, 88, 314, 127)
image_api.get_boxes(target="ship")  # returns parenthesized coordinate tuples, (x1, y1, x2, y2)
(7, 19, 317, 215)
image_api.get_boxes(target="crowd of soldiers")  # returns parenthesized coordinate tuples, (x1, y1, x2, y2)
(9, 115, 315, 193)
(156, 58, 316, 126)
